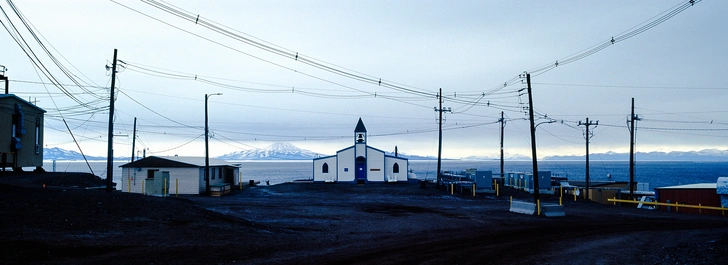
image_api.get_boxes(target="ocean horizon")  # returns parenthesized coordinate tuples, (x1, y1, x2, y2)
(39, 159, 728, 191)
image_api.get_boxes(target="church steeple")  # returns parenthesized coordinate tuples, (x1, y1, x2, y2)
(354, 117, 367, 144)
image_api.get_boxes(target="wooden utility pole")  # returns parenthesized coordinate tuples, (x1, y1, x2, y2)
(435, 88, 451, 187)
(526, 74, 540, 203)
(131, 117, 137, 162)
(579, 117, 598, 200)
(106, 49, 117, 193)
(628, 98, 640, 198)
(499, 111, 505, 182)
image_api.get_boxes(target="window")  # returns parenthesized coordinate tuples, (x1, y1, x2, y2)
(147, 169, 158, 180)
(35, 117, 40, 154)
(393, 163, 400, 174)
(322, 163, 329, 173)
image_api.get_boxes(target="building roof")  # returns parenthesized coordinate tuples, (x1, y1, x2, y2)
(119, 156, 240, 168)
(354, 117, 367, 133)
(0, 94, 47, 113)
(656, 183, 716, 190)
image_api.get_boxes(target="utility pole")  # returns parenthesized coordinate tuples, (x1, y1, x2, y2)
(525, 73, 540, 203)
(106, 49, 117, 193)
(435, 88, 451, 187)
(629, 99, 636, 198)
(499, 111, 505, 182)
(579, 117, 598, 200)
(131, 117, 137, 163)
(205, 93, 222, 196)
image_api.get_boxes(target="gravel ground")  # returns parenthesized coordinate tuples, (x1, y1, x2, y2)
(1, 172, 727, 264)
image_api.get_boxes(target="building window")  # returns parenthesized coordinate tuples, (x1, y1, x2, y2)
(322, 163, 329, 173)
(35, 117, 40, 154)
(393, 163, 400, 174)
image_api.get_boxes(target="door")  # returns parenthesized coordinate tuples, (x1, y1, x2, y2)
(355, 156, 367, 183)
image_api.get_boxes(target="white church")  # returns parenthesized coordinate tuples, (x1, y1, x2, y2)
(313, 118, 409, 183)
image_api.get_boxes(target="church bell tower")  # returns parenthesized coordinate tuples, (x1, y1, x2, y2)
(354, 117, 367, 144)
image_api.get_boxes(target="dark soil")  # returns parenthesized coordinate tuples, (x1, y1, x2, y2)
(1, 173, 727, 264)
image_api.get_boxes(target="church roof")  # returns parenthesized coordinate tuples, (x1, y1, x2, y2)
(354, 117, 367, 133)
(119, 156, 240, 168)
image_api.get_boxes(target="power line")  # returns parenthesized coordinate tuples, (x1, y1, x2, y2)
(534, 82, 727, 90)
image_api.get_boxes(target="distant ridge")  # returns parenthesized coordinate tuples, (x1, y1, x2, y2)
(42, 146, 728, 161)
(543, 149, 728, 161)
(461, 154, 532, 161)
(43, 147, 128, 161)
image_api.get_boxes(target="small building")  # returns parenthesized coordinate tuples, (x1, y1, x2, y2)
(119, 156, 240, 195)
(655, 183, 722, 216)
(313, 118, 408, 183)
(0, 94, 45, 171)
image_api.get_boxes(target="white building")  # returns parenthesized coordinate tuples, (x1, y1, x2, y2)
(119, 156, 240, 195)
(313, 118, 408, 183)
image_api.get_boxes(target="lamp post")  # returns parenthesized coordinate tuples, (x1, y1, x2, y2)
(205, 93, 222, 195)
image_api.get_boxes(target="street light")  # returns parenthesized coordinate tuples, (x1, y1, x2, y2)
(205, 93, 222, 195)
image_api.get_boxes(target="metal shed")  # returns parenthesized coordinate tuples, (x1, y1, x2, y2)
(655, 183, 722, 216)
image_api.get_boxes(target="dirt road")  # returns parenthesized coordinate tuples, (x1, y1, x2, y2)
(1, 175, 726, 264)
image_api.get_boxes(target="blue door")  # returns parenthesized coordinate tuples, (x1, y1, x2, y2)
(355, 156, 367, 183)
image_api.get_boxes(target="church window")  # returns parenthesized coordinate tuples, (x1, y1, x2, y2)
(393, 163, 400, 173)
(322, 163, 329, 173)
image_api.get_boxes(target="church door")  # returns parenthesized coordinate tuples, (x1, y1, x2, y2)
(355, 156, 367, 183)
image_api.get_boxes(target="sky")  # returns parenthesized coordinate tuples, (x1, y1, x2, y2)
(2, 0, 727, 159)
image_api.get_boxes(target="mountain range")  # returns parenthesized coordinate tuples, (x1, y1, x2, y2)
(42, 145, 728, 161)
(543, 149, 728, 161)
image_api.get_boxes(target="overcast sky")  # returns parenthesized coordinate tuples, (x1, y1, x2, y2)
(2, 0, 726, 159)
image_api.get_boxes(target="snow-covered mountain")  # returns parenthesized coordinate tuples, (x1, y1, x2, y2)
(383, 152, 438, 160)
(461, 154, 532, 161)
(217, 143, 324, 160)
(543, 149, 728, 161)
(43, 147, 124, 161)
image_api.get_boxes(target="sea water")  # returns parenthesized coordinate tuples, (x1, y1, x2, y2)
(42, 160, 727, 190)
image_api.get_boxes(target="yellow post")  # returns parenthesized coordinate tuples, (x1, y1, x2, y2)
(574, 188, 577, 201)
(176, 178, 179, 197)
(496, 183, 499, 196)
(510, 196, 512, 208)
(559, 185, 563, 200)
(559, 196, 562, 206)
(537, 199, 541, 216)
(450, 183, 454, 195)
(472, 183, 476, 197)
(613, 197, 616, 205)
(164, 178, 167, 197)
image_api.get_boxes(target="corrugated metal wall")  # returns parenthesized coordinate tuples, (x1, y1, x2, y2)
(656, 188, 722, 216)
